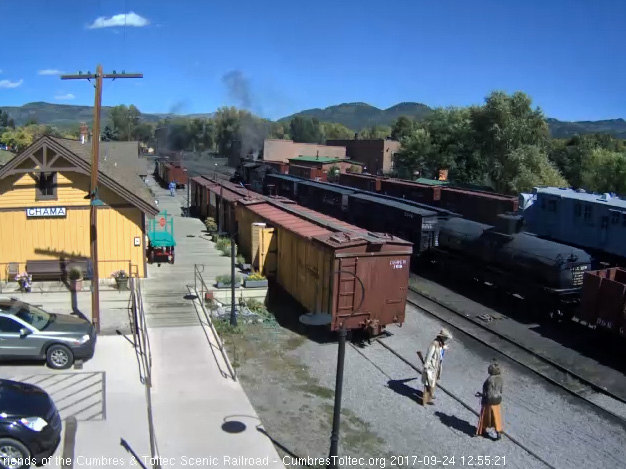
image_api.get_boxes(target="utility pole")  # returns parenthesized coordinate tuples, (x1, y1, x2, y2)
(61, 66, 142, 334)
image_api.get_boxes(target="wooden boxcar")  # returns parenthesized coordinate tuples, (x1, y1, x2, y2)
(438, 187, 518, 225)
(236, 199, 413, 335)
(189, 176, 215, 219)
(289, 164, 327, 181)
(380, 179, 442, 205)
(165, 161, 188, 188)
(338, 173, 381, 192)
(579, 267, 626, 336)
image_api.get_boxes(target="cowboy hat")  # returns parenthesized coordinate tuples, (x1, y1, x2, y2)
(437, 328, 452, 340)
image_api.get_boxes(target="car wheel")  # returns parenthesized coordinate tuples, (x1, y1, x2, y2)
(0, 438, 31, 469)
(46, 344, 74, 370)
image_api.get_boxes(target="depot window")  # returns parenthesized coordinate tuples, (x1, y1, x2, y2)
(36, 172, 57, 201)
(574, 203, 581, 217)
(583, 205, 592, 220)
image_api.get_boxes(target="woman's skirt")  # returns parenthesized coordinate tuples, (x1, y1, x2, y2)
(476, 403, 503, 435)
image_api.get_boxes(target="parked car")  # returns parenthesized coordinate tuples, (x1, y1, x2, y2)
(0, 378, 62, 468)
(0, 298, 96, 370)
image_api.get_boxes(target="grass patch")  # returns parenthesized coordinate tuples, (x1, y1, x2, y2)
(297, 384, 334, 400)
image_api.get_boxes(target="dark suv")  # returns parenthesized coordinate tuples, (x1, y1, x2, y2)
(0, 298, 96, 370)
(0, 379, 62, 468)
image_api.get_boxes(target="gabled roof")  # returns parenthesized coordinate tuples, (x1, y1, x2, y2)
(0, 136, 159, 216)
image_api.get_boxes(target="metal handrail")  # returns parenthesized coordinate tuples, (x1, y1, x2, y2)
(193, 264, 237, 381)
(129, 277, 160, 468)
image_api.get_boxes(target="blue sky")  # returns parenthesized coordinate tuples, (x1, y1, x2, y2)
(0, 0, 624, 121)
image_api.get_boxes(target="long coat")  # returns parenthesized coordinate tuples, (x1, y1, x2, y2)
(422, 340, 444, 388)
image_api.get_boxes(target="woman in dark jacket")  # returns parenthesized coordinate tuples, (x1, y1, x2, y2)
(475, 362, 503, 440)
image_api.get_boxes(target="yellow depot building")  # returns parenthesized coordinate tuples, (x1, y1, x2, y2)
(0, 135, 159, 281)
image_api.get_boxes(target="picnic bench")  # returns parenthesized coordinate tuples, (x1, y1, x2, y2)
(26, 259, 93, 281)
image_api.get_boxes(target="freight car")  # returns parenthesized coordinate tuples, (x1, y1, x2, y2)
(579, 267, 626, 336)
(294, 180, 354, 220)
(236, 199, 413, 335)
(338, 172, 381, 192)
(347, 193, 440, 255)
(336, 173, 518, 225)
(381, 178, 442, 205)
(431, 214, 592, 318)
(154, 159, 187, 189)
(438, 186, 518, 225)
(289, 164, 327, 181)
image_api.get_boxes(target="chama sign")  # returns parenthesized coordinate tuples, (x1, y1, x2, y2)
(26, 207, 67, 218)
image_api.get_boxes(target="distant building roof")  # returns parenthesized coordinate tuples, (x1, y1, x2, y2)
(535, 187, 626, 209)
(289, 156, 342, 164)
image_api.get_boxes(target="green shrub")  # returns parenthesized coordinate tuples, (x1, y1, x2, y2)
(216, 274, 243, 285)
(204, 217, 218, 233)
(236, 254, 246, 265)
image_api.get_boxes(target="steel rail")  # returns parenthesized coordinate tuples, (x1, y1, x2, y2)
(406, 287, 626, 426)
(366, 339, 558, 469)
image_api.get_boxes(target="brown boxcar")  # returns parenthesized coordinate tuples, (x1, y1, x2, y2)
(189, 176, 216, 219)
(439, 187, 518, 225)
(338, 172, 381, 192)
(165, 161, 188, 188)
(236, 199, 413, 335)
(207, 179, 260, 234)
(579, 268, 626, 336)
(289, 164, 327, 181)
(380, 179, 441, 205)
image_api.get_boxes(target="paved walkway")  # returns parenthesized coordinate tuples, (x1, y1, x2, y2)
(143, 177, 285, 467)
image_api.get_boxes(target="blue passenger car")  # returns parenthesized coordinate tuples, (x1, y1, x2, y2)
(523, 187, 626, 263)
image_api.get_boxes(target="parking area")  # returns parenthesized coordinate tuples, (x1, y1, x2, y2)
(0, 335, 150, 468)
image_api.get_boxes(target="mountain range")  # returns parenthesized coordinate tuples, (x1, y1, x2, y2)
(1, 101, 625, 139)
(0, 102, 212, 129)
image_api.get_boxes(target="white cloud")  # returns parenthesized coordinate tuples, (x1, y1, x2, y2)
(54, 93, 75, 101)
(0, 79, 23, 89)
(38, 69, 65, 76)
(87, 12, 150, 29)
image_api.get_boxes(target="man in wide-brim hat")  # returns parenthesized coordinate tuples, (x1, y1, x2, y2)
(421, 328, 452, 406)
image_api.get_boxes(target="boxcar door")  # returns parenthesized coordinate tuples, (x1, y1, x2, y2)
(259, 227, 277, 277)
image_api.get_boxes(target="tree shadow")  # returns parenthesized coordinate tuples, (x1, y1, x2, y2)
(434, 411, 476, 437)
(387, 378, 422, 404)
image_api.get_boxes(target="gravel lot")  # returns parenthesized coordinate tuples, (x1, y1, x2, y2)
(220, 292, 626, 469)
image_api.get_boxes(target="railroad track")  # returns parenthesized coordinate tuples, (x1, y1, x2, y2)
(403, 286, 626, 424)
(349, 340, 558, 469)
(347, 286, 626, 469)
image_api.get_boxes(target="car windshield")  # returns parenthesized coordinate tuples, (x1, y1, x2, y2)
(10, 303, 51, 330)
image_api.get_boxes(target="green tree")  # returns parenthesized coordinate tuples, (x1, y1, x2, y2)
(321, 122, 354, 140)
(358, 125, 391, 140)
(394, 128, 434, 179)
(289, 116, 323, 143)
(498, 145, 567, 193)
(470, 91, 550, 192)
(1, 127, 33, 151)
(391, 116, 415, 140)
(102, 125, 119, 142)
(581, 148, 626, 194)
(108, 104, 142, 141)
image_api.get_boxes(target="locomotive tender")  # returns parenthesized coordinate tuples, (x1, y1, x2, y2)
(432, 214, 592, 317)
